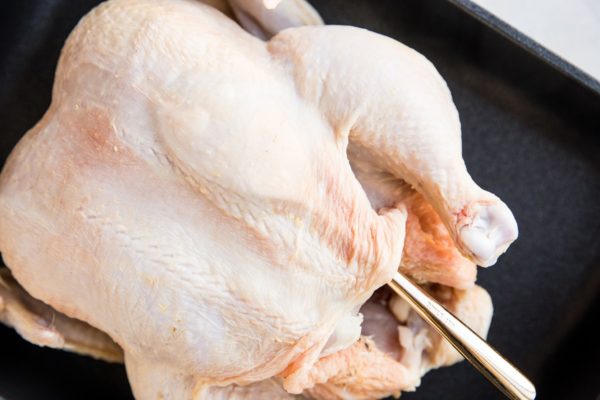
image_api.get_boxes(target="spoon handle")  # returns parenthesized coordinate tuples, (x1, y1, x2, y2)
(387, 272, 536, 400)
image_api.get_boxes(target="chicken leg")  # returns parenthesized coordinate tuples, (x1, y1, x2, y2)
(269, 26, 518, 267)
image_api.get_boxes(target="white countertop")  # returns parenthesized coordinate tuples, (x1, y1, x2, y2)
(471, 0, 600, 81)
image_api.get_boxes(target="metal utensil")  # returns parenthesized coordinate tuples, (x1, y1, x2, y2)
(388, 272, 536, 400)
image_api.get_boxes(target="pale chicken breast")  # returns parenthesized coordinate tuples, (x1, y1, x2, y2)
(0, 0, 517, 398)
(0, 187, 492, 400)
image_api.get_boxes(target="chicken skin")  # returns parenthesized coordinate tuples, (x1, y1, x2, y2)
(0, 0, 516, 398)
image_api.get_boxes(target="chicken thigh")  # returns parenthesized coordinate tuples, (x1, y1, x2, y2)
(0, 0, 517, 398)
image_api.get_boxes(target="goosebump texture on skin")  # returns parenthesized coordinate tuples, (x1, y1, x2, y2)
(0, 0, 516, 398)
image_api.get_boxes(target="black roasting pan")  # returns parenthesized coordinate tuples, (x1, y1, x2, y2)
(1, 1, 599, 399)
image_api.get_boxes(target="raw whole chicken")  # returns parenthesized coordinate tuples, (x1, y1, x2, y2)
(0, 0, 518, 398)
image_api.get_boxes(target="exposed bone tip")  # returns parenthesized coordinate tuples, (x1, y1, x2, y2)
(459, 201, 518, 267)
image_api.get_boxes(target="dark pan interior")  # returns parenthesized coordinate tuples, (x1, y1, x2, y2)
(1, 0, 599, 399)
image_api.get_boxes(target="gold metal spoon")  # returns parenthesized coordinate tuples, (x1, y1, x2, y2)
(388, 272, 536, 400)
